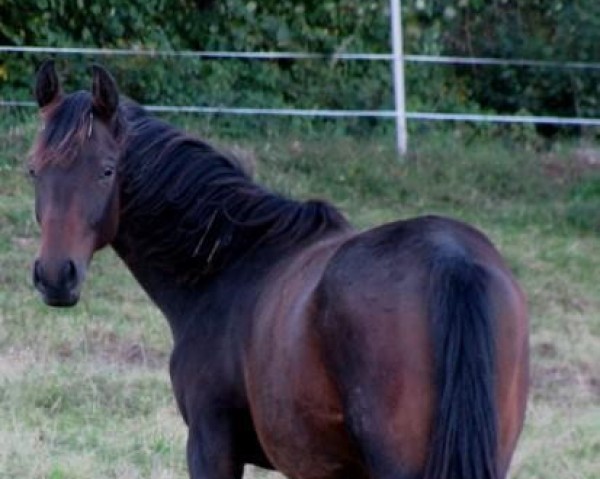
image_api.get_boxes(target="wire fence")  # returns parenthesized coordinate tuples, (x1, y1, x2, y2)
(2, 32, 600, 153)
(4, 99, 600, 127)
(3, 45, 600, 70)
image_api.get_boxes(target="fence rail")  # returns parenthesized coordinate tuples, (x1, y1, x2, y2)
(2, 45, 600, 70)
(4, 100, 600, 127)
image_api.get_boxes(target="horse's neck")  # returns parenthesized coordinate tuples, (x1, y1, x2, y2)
(112, 127, 350, 338)
(111, 233, 272, 342)
(111, 242, 188, 335)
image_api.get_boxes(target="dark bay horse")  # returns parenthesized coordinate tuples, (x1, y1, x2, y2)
(28, 60, 529, 479)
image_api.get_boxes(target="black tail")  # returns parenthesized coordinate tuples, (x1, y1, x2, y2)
(424, 253, 498, 479)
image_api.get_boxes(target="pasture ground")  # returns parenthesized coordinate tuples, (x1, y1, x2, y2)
(0, 112, 598, 478)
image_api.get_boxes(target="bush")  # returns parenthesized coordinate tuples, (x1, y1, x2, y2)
(435, 0, 600, 134)
(0, 1, 598, 137)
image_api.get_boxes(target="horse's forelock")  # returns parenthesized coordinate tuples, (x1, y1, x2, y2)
(31, 91, 106, 169)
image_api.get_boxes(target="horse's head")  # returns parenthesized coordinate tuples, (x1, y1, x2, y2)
(29, 60, 122, 307)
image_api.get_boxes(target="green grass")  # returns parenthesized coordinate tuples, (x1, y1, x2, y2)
(0, 111, 599, 478)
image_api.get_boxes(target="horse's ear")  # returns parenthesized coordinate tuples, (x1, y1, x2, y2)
(91, 64, 119, 120)
(35, 59, 62, 108)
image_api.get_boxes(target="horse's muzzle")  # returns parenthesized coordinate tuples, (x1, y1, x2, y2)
(33, 258, 81, 307)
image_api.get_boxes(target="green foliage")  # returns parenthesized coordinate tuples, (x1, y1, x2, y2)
(0, 1, 599, 137)
(433, 0, 600, 128)
(0, 1, 402, 134)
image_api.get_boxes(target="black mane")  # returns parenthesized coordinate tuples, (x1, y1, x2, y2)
(116, 102, 350, 283)
(31, 91, 128, 169)
(31, 91, 92, 168)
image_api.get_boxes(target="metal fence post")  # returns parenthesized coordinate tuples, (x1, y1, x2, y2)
(390, 0, 408, 156)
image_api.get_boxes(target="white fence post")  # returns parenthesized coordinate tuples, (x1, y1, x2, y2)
(390, 0, 408, 156)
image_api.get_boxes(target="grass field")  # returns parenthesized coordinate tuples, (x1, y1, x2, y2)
(0, 112, 599, 478)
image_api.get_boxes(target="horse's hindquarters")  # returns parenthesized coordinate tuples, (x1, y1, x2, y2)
(244, 216, 529, 479)
(314, 254, 436, 476)
(312, 217, 529, 478)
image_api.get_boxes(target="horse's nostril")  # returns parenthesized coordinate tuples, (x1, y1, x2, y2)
(63, 259, 78, 287)
(33, 259, 43, 289)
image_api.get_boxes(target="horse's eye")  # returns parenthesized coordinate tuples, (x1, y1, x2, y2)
(28, 167, 36, 179)
(101, 166, 115, 179)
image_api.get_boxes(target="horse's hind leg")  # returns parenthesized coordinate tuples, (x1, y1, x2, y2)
(340, 389, 424, 479)
(315, 283, 433, 478)
(316, 320, 433, 479)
